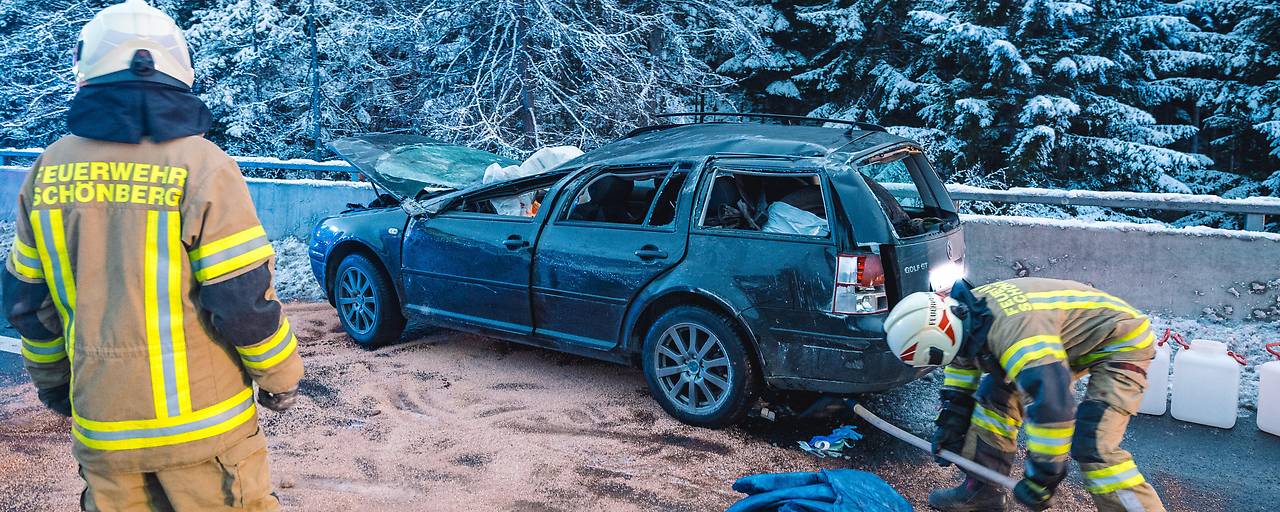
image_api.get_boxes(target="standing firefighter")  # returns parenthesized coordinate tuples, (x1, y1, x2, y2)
(2, 1, 302, 510)
(884, 278, 1165, 512)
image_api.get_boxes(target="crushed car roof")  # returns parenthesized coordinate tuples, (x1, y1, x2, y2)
(562, 123, 913, 168)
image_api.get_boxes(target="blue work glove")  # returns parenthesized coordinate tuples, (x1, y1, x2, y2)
(728, 469, 910, 512)
(798, 425, 862, 458)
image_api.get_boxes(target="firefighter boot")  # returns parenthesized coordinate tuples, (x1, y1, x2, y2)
(928, 477, 1008, 512)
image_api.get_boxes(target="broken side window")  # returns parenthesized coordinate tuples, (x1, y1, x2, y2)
(700, 170, 830, 237)
(563, 169, 670, 226)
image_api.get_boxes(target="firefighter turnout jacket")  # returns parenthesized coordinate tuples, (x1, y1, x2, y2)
(942, 277, 1164, 511)
(3, 134, 303, 473)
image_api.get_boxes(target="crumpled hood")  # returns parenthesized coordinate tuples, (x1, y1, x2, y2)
(67, 82, 212, 144)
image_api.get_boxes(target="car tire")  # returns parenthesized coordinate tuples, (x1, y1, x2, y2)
(641, 306, 759, 428)
(333, 253, 406, 348)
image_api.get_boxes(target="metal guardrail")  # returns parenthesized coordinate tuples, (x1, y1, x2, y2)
(0, 148, 359, 180)
(883, 183, 1280, 231)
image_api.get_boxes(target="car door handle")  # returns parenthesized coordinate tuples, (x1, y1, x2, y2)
(634, 246, 668, 261)
(503, 236, 529, 250)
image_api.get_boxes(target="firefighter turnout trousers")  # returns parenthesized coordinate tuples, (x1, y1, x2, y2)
(80, 430, 279, 512)
(961, 361, 1165, 511)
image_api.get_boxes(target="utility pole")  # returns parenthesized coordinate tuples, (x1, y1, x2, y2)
(308, 0, 321, 159)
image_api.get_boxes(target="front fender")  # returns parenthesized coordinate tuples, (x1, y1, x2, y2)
(309, 208, 408, 300)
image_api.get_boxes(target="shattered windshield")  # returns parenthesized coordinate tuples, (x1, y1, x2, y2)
(329, 134, 518, 199)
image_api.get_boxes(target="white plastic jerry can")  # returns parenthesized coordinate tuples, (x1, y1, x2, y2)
(1137, 331, 1178, 416)
(1170, 339, 1242, 429)
(1259, 343, 1280, 436)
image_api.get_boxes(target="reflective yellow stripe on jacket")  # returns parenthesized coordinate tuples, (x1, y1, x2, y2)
(1024, 290, 1141, 318)
(30, 209, 77, 362)
(21, 337, 66, 364)
(9, 239, 44, 280)
(188, 226, 274, 282)
(72, 387, 256, 451)
(1083, 460, 1147, 494)
(237, 320, 297, 370)
(942, 367, 981, 391)
(999, 335, 1067, 380)
(1074, 318, 1155, 366)
(145, 210, 191, 418)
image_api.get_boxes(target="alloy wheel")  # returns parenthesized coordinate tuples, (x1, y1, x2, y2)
(337, 266, 378, 335)
(653, 322, 733, 414)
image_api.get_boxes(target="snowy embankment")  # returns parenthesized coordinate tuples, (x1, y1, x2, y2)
(271, 236, 327, 302)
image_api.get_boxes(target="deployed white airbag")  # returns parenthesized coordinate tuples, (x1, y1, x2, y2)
(482, 146, 584, 216)
(762, 202, 829, 237)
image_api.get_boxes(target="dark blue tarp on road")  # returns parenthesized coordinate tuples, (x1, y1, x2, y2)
(727, 469, 911, 512)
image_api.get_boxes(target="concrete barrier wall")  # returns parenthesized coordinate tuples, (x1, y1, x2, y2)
(243, 177, 373, 239)
(0, 167, 374, 240)
(962, 215, 1280, 320)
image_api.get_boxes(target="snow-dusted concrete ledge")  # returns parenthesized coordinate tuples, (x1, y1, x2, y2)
(0, 167, 372, 240)
(243, 177, 372, 239)
(962, 214, 1280, 320)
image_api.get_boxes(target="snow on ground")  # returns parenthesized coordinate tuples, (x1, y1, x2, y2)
(273, 237, 326, 302)
(0, 222, 11, 259)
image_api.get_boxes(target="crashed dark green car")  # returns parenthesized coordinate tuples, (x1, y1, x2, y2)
(311, 115, 966, 427)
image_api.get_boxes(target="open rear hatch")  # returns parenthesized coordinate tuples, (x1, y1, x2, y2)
(826, 144, 965, 303)
(328, 134, 518, 202)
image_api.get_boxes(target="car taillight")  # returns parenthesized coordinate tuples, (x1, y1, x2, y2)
(834, 254, 888, 315)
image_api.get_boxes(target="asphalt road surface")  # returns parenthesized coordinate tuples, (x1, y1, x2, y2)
(0, 305, 1276, 511)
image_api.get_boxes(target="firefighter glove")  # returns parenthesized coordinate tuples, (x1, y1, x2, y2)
(257, 388, 299, 412)
(1014, 459, 1066, 511)
(37, 383, 72, 417)
(932, 389, 975, 466)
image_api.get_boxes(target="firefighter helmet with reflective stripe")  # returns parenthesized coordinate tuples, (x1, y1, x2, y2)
(73, 0, 194, 88)
(885, 292, 964, 367)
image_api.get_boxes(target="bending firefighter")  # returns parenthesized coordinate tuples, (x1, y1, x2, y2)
(885, 278, 1165, 512)
(2, 1, 302, 510)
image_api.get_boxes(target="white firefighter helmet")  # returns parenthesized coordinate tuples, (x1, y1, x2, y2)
(884, 292, 964, 367)
(73, 0, 194, 88)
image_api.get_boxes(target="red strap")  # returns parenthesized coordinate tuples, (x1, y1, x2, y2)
(1267, 342, 1280, 360)
(1158, 329, 1189, 349)
(1172, 333, 1189, 350)
(1228, 351, 1248, 366)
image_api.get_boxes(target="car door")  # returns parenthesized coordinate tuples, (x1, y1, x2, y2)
(532, 164, 692, 349)
(401, 173, 568, 335)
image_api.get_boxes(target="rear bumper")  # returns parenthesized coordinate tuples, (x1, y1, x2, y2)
(741, 309, 928, 394)
(760, 341, 930, 394)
